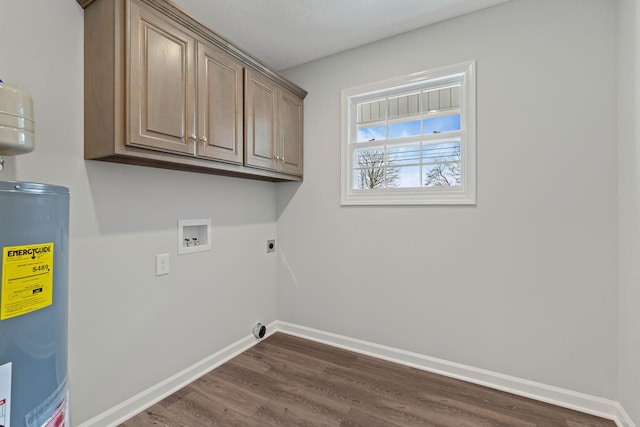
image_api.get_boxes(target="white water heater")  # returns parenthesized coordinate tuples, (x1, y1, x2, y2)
(0, 81, 70, 426)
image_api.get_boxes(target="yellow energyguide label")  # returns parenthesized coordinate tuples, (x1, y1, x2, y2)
(1, 243, 54, 320)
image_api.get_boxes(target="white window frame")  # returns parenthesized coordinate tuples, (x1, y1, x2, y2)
(340, 61, 476, 205)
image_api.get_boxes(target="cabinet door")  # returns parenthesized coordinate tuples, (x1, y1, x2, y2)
(196, 42, 243, 164)
(244, 69, 278, 170)
(279, 89, 303, 176)
(128, 1, 195, 155)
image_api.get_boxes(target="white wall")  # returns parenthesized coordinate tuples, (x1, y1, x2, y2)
(0, 0, 278, 424)
(279, 0, 619, 400)
(618, 0, 640, 423)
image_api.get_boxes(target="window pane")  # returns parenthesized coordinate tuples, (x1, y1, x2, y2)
(422, 141, 460, 164)
(387, 144, 421, 166)
(395, 166, 421, 188)
(357, 99, 385, 123)
(357, 124, 386, 142)
(354, 148, 386, 169)
(423, 162, 461, 187)
(388, 92, 420, 118)
(423, 85, 461, 111)
(353, 170, 371, 190)
(422, 114, 460, 134)
(353, 166, 386, 189)
(388, 119, 421, 139)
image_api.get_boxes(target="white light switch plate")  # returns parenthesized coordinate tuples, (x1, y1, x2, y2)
(156, 253, 170, 276)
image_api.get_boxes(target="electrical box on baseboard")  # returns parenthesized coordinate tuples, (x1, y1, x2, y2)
(178, 219, 211, 254)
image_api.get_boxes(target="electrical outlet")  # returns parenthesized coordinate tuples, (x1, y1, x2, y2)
(156, 253, 170, 276)
(267, 240, 276, 253)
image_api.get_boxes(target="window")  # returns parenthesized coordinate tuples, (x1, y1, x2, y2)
(341, 61, 476, 205)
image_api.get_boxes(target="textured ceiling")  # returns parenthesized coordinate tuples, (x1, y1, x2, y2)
(172, 0, 510, 71)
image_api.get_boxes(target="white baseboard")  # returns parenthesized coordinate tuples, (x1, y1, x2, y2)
(79, 320, 636, 427)
(615, 403, 637, 427)
(275, 321, 636, 427)
(77, 321, 279, 427)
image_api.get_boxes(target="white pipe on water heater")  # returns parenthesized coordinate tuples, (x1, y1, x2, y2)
(0, 80, 35, 172)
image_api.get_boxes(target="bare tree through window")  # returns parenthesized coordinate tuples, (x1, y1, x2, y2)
(356, 150, 400, 189)
(424, 152, 461, 187)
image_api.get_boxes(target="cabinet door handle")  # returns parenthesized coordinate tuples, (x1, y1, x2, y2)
(188, 134, 197, 143)
(275, 155, 281, 161)
(199, 136, 207, 144)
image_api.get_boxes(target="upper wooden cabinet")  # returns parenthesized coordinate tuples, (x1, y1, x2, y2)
(81, 0, 305, 181)
(245, 70, 278, 171)
(128, 1, 195, 156)
(245, 70, 303, 176)
(197, 42, 244, 164)
(279, 88, 304, 176)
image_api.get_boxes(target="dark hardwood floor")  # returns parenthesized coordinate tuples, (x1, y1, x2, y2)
(120, 333, 616, 426)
